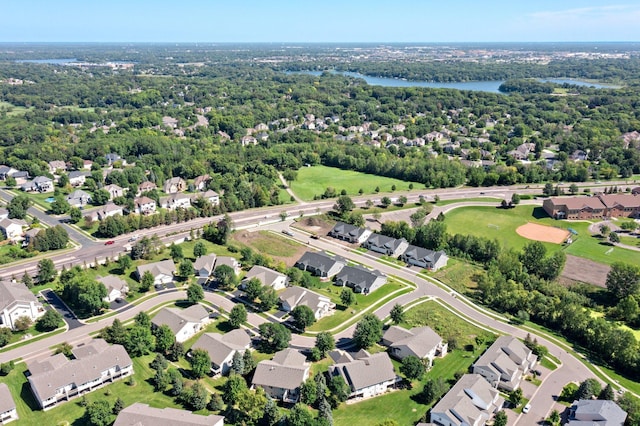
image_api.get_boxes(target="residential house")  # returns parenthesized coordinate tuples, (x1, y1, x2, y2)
(382, 326, 447, 367)
(136, 259, 176, 287)
(0, 165, 18, 180)
(82, 160, 93, 170)
(401, 246, 449, 271)
(215, 257, 241, 275)
(23, 228, 41, 247)
(21, 176, 54, 193)
(103, 184, 125, 200)
(160, 193, 192, 210)
(242, 265, 288, 291)
(568, 400, 627, 426)
(198, 189, 220, 206)
(632, 187, 640, 196)
(329, 350, 399, 400)
(133, 196, 157, 215)
(191, 330, 251, 375)
(163, 177, 186, 194)
(368, 241, 409, 262)
(0, 208, 7, 220)
(329, 222, 372, 244)
(0, 219, 26, 242)
(27, 339, 133, 410)
(0, 280, 45, 330)
(194, 254, 217, 278)
(137, 181, 157, 195)
(430, 374, 505, 426)
(162, 116, 179, 128)
(294, 251, 346, 279)
(279, 286, 335, 320)
(97, 275, 129, 303)
(113, 403, 224, 426)
(48, 160, 67, 174)
(11, 171, 29, 186)
(66, 189, 92, 207)
(241, 135, 257, 146)
(95, 203, 124, 221)
(67, 171, 87, 187)
(472, 336, 537, 391)
(0, 383, 18, 424)
(252, 348, 310, 402)
(193, 174, 211, 191)
(151, 304, 210, 343)
(570, 150, 588, 161)
(334, 265, 387, 294)
(508, 142, 536, 161)
(105, 153, 121, 165)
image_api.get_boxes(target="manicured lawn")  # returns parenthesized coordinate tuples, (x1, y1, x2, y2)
(401, 300, 494, 348)
(0, 353, 187, 426)
(290, 165, 422, 201)
(430, 258, 483, 293)
(306, 281, 408, 332)
(618, 235, 640, 248)
(435, 197, 503, 206)
(443, 205, 640, 266)
(232, 230, 302, 258)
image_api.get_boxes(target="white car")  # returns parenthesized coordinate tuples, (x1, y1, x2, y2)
(522, 403, 531, 414)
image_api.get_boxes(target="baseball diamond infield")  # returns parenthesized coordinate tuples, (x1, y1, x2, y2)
(516, 223, 570, 244)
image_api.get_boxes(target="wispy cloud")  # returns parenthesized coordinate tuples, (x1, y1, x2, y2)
(530, 4, 640, 19)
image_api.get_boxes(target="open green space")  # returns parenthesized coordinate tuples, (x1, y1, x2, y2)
(232, 230, 302, 258)
(618, 235, 640, 248)
(0, 101, 32, 116)
(290, 165, 422, 201)
(435, 197, 503, 206)
(430, 258, 482, 293)
(443, 205, 640, 266)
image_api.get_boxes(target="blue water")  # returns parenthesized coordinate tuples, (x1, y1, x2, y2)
(16, 58, 77, 64)
(45, 197, 55, 203)
(286, 71, 615, 93)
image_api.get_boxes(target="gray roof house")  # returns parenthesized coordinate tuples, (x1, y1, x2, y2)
(27, 339, 133, 410)
(163, 177, 186, 194)
(472, 336, 537, 391)
(136, 259, 175, 287)
(569, 400, 628, 426)
(430, 374, 505, 426)
(0, 165, 18, 180)
(0, 382, 18, 424)
(0, 280, 45, 330)
(400, 245, 449, 271)
(294, 251, 346, 279)
(194, 254, 217, 278)
(242, 265, 288, 291)
(334, 264, 387, 294)
(67, 170, 88, 187)
(114, 403, 224, 426)
(215, 256, 241, 275)
(382, 326, 447, 367)
(97, 275, 129, 303)
(103, 184, 125, 200)
(329, 350, 400, 400)
(95, 203, 124, 221)
(279, 286, 335, 320)
(66, 189, 92, 207)
(191, 329, 251, 375)
(362, 233, 409, 258)
(329, 221, 372, 244)
(151, 304, 210, 343)
(252, 348, 310, 403)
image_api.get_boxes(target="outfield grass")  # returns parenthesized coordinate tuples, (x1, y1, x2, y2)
(290, 165, 422, 201)
(443, 205, 640, 266)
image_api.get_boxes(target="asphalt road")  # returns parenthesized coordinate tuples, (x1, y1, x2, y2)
(41, 289, 84, 330)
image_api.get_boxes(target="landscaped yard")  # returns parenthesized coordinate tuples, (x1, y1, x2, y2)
(290, 165, 422, 201)
(443, 205, 640, 266)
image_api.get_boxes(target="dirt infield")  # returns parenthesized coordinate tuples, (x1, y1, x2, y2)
(516, 223, 570, 244)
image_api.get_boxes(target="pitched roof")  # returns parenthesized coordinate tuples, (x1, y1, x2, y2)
(364, 233, 408, 251)
(546, 196, 606, 211)
(244, 265, 286, 286)
(295, 251, 346, 274)
(279, 286, 331, 313)
(193, 254, 217, 272)
(192, 330, 250, 367)
(335, 264, 386, 292)
(151, 305, 209, 335)
(403, 245, 447, 263)
(0, 382, 15, 414)
(252, 348, 309, 391)
(97, 275, 128, 293)
(27, 340, 132, 402)
(0, 280, 39, 312)
(597, 194, 640, 209)
(570, 400, 628, 426)
(330, 221, 368, 239)
(383, 326, 443, 358)
(330, 352, 397, 392)
(136, 259, 175, 278)
(474, 336, 532, 376)
(114, 403, 224, 426)
(431, 374, 500, 426)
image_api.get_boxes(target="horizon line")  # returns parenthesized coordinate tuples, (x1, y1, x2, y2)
(0, 40, 639, 45)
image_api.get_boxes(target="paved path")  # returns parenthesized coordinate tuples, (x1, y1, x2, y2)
(278, 173, 306, 205)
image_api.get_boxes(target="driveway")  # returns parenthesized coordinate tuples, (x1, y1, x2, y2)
(41, 289, 84, 330)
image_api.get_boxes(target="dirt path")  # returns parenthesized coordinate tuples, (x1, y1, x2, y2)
(278, 173, 306, 205)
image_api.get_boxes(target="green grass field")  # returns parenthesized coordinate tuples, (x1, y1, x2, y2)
(430, 258, 483, 293)
(443, 205, 640, 267)
(290, 165, 422, 201)
(0, 101, 32, 116)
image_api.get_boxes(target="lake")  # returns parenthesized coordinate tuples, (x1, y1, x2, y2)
(286, 71, 615, 93)
(16, 58, 78, 64)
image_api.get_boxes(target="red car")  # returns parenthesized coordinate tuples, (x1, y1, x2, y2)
(104, 240, 115, 245)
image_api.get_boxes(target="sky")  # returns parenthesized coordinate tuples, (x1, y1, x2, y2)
(1, 0, 639, 43)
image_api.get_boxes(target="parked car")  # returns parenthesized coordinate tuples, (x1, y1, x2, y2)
(522, 403, 531, 414)
(310, 233, 320, 239)
(282, 229, 294, 236)
(104, 240, 115, 245)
